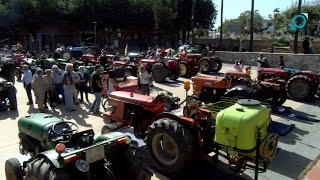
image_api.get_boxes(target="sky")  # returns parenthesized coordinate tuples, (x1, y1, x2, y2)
(212, 0, 298, 28)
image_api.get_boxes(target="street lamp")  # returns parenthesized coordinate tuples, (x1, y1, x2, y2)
(249, 0, 254, 52)
(271, 8, 280, 53)
(93, 22, 97, 47)
(220, 0, 223, 50)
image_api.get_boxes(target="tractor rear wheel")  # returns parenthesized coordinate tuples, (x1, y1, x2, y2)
(199, 58, 213, 74)
(7, 86, 17, 109)
(25, 158, 69, 180)
(169, 65, 181, 81)
(179, 61, 189, 77)
(152, 63, 168, 83)
(209, 57, 222, 73)
(146, 118, 195, 174)
(5, 158, 23, 180)
(286, 75, 314, 102)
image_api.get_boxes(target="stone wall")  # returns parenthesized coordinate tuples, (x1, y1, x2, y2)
(214, 51, 320, 71)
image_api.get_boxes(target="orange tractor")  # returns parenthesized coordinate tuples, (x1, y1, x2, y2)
(191, 71, 287, 108)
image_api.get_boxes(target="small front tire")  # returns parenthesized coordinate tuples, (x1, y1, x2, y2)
(5, 158, 23, 180)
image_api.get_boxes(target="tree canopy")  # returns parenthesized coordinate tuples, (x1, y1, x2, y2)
(221, 10, 272, 35)
(0, 0, 217, 36)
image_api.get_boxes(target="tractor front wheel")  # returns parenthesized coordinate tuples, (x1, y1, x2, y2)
(146, 118, 195, 174)
(25, 158, 69, 180)
(209, 57, 223, 73)
(199, 58, 213, 74)
(286, 75, 314, 102)
(179, 61, 189, 77)
(152, 63, 168, 83)
(5, 158, 23, 180)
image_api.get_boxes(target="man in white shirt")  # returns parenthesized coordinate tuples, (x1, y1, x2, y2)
(52, 65, 65, 104)
(21, 65, 33, 105)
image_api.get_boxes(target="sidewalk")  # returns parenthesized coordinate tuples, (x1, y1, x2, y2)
(302, 155, 320, 180)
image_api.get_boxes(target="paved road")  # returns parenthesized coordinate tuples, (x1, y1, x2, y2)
(0, 63, 319, 180)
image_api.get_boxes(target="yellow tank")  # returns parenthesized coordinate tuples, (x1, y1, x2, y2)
(214, 99, 270, 152)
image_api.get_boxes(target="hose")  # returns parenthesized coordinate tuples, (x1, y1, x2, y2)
(259, 133, 279, 162)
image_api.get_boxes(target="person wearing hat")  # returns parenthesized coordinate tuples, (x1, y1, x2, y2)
(138, 65, 151, 96)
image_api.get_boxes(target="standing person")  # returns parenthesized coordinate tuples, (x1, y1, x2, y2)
(90, 64, 103, 114)
(234, 60, 241, 72)
(52, 65, 65, 105)
(72, 70, 80, 105)
(63, 64, 77, 112)
(32, 69, 46, 112)
(99, 50, 108, 67)
(78, 66, 90, 102)
(107, 69, 117, 97)
(302, 37, 310, 54)
(253, 53, 266, 69)
(278, 56, 285, 69)
(21, 65, 33, 105)
(310, 38, 315, 54)
(138, 65, 151, 96)
(44, 69, 55, 108)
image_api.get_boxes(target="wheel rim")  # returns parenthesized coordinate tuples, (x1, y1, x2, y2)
(63, 52, 71, 60)
(180, 64, 187, 76)
(152, 133, 179, 165)
(289, 80, 310, 99)
(200, 61, 209, 72)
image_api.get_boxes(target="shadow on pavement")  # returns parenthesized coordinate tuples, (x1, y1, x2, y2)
(157, 79, 184, 87)
(279, 126, 309, 145)
(0, 109, 20, 120)
(268, 148, 312, 179)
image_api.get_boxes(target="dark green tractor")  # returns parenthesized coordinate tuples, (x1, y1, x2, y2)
(0, 77, 17, 111)
(5, 113, 134, 179)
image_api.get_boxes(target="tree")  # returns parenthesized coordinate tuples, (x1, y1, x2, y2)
(219, 10, 272, 35)
(194, 0, 217, 30)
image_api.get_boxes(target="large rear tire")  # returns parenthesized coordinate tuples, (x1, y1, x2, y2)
(209, 57, 222, 73)
(198, 58, 213, 74)
(5, 158, 23, 180)
(7, 86, 17, 109)
(25, 158, 69, 180)
(179, 61, 189, 77)
(286, 75, 314, 102)
(152, 63, 168, 83)
(169, 65, 181, 81)
(146, 118, 195, 174)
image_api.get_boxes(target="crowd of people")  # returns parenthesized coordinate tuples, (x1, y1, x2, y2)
(20, 63, 104, 113)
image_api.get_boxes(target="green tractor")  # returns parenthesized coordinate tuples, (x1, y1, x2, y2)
(5, 113, 133, 179)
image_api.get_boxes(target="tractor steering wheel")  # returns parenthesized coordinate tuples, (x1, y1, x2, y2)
(52, 121, 79, 136)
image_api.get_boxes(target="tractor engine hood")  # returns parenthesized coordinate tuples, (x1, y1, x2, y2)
(18, 113, 64, 141)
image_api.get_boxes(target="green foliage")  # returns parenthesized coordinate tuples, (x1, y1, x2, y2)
(152, 0, 179, 32)
(221, 10, 272, 35)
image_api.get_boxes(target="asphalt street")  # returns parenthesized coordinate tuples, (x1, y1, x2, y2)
(0, 63, 319, 180)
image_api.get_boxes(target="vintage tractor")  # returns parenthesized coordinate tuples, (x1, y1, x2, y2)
(257, 67, 319, 102)
(0, 76, 17, 110)
(101, 91, 180, 137)
(191, 71, 287, 108)
(175, 57, 199, 77)
(101, 84, 278, 179)
(5, 113, 134, 179)
(177, 45, 222, 74)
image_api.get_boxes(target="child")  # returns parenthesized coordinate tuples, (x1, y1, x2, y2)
(138, 65, 151, 96)
(234, 60, 242, 72)
(278, 56, 285, 69)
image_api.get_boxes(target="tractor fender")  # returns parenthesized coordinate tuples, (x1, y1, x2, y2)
(225, 85, 254, 95)
(294, 72, 319, 84)
(151, 113, 197, 128)
(167, 60, 179, 69)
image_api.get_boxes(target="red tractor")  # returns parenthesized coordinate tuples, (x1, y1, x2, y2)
(257, 67, 319, 102)
(111, 58, 181, 83)
(191, 71, 287, 108)
(177, 53, 222, 75)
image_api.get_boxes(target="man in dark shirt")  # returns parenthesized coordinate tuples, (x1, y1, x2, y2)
(302, 37, 310, 54)
(90, 64, 103, 114)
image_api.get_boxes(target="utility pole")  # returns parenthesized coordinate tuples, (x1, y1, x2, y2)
(294, 0, 302, 54)
(219, 0, 223, 50)
(249, 0, 254, 52)
(191, 0, 196, 44)
(93, 22, 97, 47)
